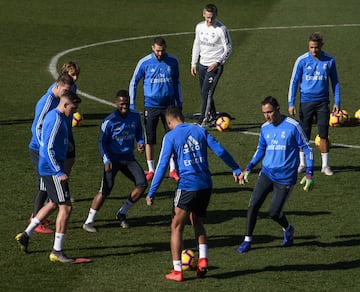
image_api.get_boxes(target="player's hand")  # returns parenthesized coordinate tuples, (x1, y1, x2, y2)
(191, 66, 197, 76)
(104, 162, 112, 173)
(288, 106, 296, 116)
(207, 63, 218, 72)
(333, 105, 340, 114)
(238, 171, 250, 185)
(146, 196, 154, 206)
(138, 144, 145, 153)
(67, 141, 74, 153)
(300, 176, 314, 192)
(58, 173, 69, 182)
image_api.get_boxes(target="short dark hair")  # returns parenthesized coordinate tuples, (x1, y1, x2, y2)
(62, 90, 82, 104)
(56, 73, 74, 87)
(204, 3, 218, 15)
(261, 96, 279, 109)
(309, 32, 323, 44)
(166, 105, 184, 122)
(116, 89, 130, 99)
(153, 36, 166, 47)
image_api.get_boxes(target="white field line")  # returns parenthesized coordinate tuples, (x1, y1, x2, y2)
(48, 23, 360, 149)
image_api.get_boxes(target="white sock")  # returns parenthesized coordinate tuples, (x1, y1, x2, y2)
(53, 232, 65, 251)
(198, 244, 208, 259)
(147, 160, 155, 172)
(244, 236, 252, 242)
(169, 156, 176, 172)
(321, 152, 329, 168)
(118, 199, 133, 215)
(299, 151, 305, 166)
(25, 217, 41, 237)
(85, 208, 97, 224)
(173, 260, 182, 272)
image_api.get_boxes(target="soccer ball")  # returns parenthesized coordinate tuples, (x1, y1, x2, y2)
(329, 112, 344, 127)
(314, 134, 331, 147)
(181, 249, 197, 271)
(354, 109, 360, 123)
(215, 116, 231, 132)
(72, 112, 83, 127)
(339, 109, 350, 125)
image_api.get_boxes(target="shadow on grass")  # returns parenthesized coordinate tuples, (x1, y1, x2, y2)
(211, 259, 360, 279)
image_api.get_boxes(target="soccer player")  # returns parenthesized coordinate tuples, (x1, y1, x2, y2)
(28, 73, 74, 234)
(82, 90, 148, 232)
(47, 61, 81, 175)
(129, 36, 183, 182)
(288, 32, 341, 176)
(16, 90, 82, 263)
(191, 3, 232, 127)
(146, 106, 243, 282)
(237, 96, 314, 254)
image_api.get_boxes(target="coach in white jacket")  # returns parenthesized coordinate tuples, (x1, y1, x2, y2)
(191, 3, 232, 127)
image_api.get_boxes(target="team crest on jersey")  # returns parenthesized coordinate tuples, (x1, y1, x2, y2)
(281, 131, 286, 139)
(323, 63, 328, 70)
(167, 66, 171, 72)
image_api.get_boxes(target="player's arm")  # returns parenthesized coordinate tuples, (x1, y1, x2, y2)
(98, 119, 112, 167)
(191, 25, 201, 76)
(288, 58, 303, 115)
(206, 132, 242, 177)
(329, 60, 341, 113)
(43, 120, 66, 177)
(217, 27, 232, 65)
(239, 132, 267, 184)
(129, 61, 144, 110)
(135, 113, 145, 153)
(173, 59, 183, 109)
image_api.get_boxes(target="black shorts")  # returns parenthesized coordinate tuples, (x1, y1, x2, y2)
(174, 188, 211, 218)
(144, 107, 169, 145)
(299, 101, 330, 139)
(41, 175, 71, 204)
(99, 159, 147, 196)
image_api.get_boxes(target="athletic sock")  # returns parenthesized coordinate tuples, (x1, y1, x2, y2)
(25, 217, 41, 237)
(198, 244, 208, 259)
(244, 236, 252, 242)
(173, 260, 182, 272)
(321, 152, 329, 168)
(147, 160, 155, 172)
(53, 233, 65, 251)
(118, 198, 133, 215)
(85, 208, 97, 224)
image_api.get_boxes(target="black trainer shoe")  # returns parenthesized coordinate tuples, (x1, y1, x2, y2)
(15, 232, 29, 253)
(116, 212, 129, 229)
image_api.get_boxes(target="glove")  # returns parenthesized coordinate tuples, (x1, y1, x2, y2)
(239, 171, 250, 185)
(300, 176, 314, 192)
